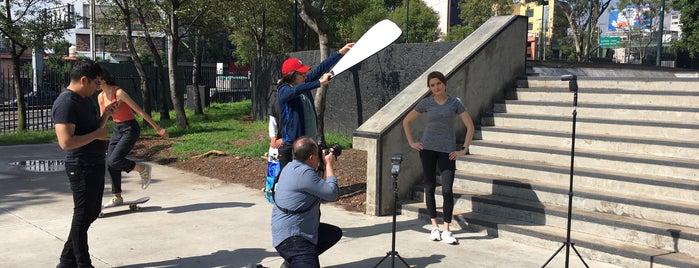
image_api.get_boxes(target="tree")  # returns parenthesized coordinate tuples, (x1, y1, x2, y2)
(611, 0, 662, 64)
(673, 0, 699, 58)
(219, 0, 291, 66)
(387, 0, 439, 43)
(555, 0, 612, 62)
(0, 0, 72, 131)
(445, 0, 513, 41)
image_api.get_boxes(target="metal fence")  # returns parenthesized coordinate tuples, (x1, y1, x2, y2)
(0, 64, 250, 135)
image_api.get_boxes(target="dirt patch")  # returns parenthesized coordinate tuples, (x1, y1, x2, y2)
(130, 137, 367, 213)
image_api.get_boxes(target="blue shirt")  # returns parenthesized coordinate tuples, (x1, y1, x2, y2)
(271, 160, 339, 247)
(278, 51, 342, 144)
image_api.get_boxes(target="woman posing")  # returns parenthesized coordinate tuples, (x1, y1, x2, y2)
(98, 68, 169, 207)
(402, 71, 475, 245)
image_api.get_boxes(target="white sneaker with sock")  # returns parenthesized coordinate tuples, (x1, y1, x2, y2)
(441, 231, 458, 245)
(429, 227, 441, 241)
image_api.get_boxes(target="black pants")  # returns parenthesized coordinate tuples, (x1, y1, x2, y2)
(275, 223, 342, 268)
(419, 149, 455, 223)
(107, 120, 140, 194)
(58, 159, 105, 268)
(278, 143, 293, 173)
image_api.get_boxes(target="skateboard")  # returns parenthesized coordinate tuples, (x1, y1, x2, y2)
(99, 196, 150, 217)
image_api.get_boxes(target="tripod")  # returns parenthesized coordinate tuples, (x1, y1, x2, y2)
(542, 75, 589, 268)
(374, 153, 410, 268)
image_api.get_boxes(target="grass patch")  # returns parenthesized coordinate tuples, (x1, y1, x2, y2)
(0, 130, 57, 146)
(1, 100, 355, 160)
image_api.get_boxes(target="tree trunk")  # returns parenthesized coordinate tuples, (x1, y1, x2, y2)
(169, 8, 188, 129)
(119, 0, 151, 116)
(134, 1, 170, 119)
(11, 54, 27, 131)
(192, 34, 203, 115)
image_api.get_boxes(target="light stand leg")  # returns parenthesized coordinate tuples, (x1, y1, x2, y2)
(373, 173, 410, 268)
(542, 76, 588, 268)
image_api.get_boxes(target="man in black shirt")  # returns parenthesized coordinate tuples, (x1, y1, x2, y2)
(52, 59, 119, 268)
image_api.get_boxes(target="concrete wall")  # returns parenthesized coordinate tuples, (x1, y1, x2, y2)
(250, 42, 459, 127)
(353, 16, 528, 216)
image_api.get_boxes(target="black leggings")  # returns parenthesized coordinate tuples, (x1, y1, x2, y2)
(419, 149, 455, 223)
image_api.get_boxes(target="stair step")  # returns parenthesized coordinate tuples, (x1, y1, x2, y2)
(456, 154, 699, 204)
(477, 126, 699, 159)
(401, 203, 699, 267)
(494, 100, 699, 123)
(414, 182, 699, 229)
(520, 77, 699, 92)
(510, 88, 699, 108)
(490, 113, 699, 142)
(469, 140, 698, 180)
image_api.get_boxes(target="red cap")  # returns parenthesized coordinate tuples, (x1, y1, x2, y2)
(281, 58, 310, 75)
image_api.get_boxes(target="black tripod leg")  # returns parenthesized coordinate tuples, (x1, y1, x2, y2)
(541, 243, 566, 268)
(395, 253, 410, 267)
(570, 244, 590, 268)
(372, 253, 391, 268)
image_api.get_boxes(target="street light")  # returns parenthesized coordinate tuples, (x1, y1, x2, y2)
(538, 0, 548, 61)
(656, 0, 666, 66)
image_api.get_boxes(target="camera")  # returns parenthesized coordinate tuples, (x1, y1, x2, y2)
(320, 143, 342, 158)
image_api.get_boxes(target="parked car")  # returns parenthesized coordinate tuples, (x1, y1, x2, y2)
(10, 90, 60, 107)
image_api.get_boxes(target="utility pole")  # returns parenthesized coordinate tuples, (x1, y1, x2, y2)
(538, 0, 548, 61)
(90, 0, 96, 60)
(655, 0, 666, 66)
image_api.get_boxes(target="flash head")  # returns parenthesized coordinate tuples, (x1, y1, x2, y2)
(391, 153, 403, 175)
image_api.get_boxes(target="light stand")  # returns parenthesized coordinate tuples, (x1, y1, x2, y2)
(542, 75, 589, 268)
(373, 153, 410, 268)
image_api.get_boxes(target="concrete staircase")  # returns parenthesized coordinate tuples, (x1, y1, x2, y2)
(402, 71, 699, 267)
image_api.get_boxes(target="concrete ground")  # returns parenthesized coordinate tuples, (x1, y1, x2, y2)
(0, 143, 621, 268)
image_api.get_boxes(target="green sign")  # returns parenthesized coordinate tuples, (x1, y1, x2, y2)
(599, 37, 621, 47)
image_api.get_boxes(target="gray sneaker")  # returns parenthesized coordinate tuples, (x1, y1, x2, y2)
(103, 196, 123, 208)
(139, 164, 151, 189)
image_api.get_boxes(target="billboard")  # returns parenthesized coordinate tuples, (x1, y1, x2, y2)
(608, 6, 652, 32)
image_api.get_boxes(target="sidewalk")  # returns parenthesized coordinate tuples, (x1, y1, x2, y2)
(0, 143, 620, 268)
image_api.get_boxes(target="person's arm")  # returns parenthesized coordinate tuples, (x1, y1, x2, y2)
(116, 88, 169, 138)
(301, 168, 339, 202)
(268, 116, 282, 148)
(402, 109, 423, 151)
(54, 123, 108, 151)
(277, 82, 320, 104)
(449, 111, 475, 160)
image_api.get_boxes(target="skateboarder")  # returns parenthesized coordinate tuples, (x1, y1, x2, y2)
(97, 68, 168, 207)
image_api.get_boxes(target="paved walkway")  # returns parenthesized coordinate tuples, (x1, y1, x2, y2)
(0, 143, 621, 267)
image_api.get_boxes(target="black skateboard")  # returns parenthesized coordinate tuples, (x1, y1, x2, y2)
(99, 196, 149, 217)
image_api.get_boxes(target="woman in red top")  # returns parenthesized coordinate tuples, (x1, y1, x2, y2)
(98, 68, 168, 207)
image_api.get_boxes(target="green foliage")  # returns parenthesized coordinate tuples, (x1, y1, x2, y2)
(388, 0, 440, 43)
(673, 0, 699, 58)
(445, 0, 513, 41)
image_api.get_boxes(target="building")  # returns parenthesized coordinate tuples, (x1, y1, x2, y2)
(73, 3, 166, 63)
(513, 1, 553, 60)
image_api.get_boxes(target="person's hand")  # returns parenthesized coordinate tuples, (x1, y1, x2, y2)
(323, 148, 337, 167)
(409, 141, 423, 151)
(449, 149, 468, 160)
(103, 100, 120, 117)
(157, 128, 169, 138)
(273, 139, 283, 148)
(319, 72, 333, 86)
(339, 42, 355, 55)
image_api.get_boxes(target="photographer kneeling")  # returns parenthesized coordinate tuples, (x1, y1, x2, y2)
(271, 137, 342, 268)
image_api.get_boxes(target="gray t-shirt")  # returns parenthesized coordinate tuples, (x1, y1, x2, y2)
(414, 96, 467, 153)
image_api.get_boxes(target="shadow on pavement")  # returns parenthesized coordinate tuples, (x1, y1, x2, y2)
(325, 254, 447, 268)
(115, 248, 277, 268)
(164, 202, 255, 214)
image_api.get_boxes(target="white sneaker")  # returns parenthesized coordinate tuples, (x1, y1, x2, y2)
(441, 231, 458, 245)
(429, 227, 441, 241)
(103, 196, 123, 208)
(139, 164, 151, 189)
